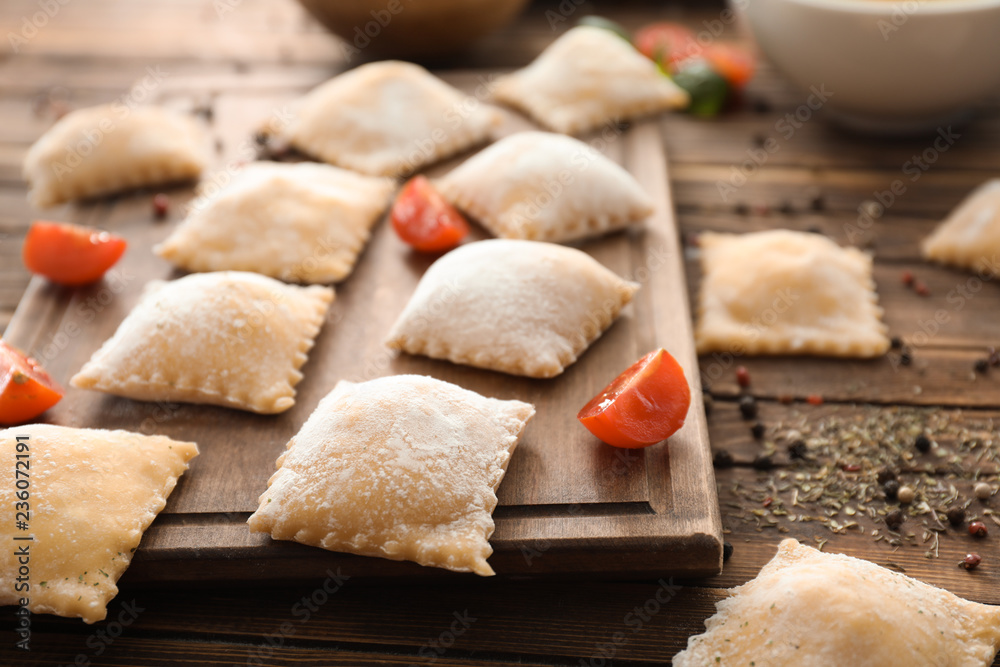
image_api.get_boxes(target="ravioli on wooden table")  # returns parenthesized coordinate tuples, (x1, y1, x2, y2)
(248, 375, 534, 576)
(23, 104, 207, 208)
(0, 425, 198, 623)
(71, 271, 333, 414)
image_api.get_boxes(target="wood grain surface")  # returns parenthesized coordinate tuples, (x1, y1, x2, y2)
(0, 0, 999, 665)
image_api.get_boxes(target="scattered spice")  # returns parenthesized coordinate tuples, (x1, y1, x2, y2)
(777, 394, 794, 405)
(901, 270, 915, 287)
(152, 193, 170, 219)
(974, 482, 992, 500)
(974, 359, 990, 374)
(713, 450, 734, 469)
(751, 422, 765, 440)
(739, 395, 758, 420)
(718, 405, 1000, 560)
(897, 485, 916, 504)
(890, 337, 903, 350)
(876, 467, 897, 485)
(723, 542, 734, 561)
(914, 281, 930, 297)
(810, 195, 825, 212)
(899, 349, 913, 366)
(914, 435, 931, 454)
(961, 553, 982, 570)
(806, 394, 824, 406)
(883, 479, 901, 501)
(752, 454, 774, 471)
(969, 521, 988, 538)
(842, 463, 861, 473)
(736, 366, 751, 388)
(787, 440, 808, 460)
(762, 496, 773, 508)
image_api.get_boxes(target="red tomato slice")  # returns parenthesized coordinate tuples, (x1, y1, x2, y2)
(577, 348, 691, 448)
(705, 43, 756, 90)
(634, 22, 703, 70)
(391, 176, 469, 253)
(23, 221, 127, 286)
(0, 341, 63, 425)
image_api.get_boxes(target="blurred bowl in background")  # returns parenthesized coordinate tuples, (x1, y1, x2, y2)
(735, 0, 1000, 134)
(298, 0, 530, 60)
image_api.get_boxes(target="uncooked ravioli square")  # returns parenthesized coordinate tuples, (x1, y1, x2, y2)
(0, 425, 198, 623)
(247, 375, 534, 576)
(695, 229, 889, 357)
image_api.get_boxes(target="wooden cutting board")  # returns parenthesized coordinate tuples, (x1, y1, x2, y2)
(5, 70, 723, 582)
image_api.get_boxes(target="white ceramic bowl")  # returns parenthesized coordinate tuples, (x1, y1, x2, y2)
(736, 0, 1000, 132)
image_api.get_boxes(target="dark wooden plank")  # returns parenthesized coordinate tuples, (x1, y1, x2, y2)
(0, 579, 722, 665)
(672, 163, 995, 217)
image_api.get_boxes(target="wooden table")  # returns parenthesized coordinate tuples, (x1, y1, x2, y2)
(2, 1, 999, 664)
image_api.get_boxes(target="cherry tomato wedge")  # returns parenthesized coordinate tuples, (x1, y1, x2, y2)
(577, 348, 691, 448)
(391, 176, 469, 253)
(23, 221, 127, 286)
(705, 43, 756, 90)
(634, 22, 702, 70)
(0, 340, 63, 425)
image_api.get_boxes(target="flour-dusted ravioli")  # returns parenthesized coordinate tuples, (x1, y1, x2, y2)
(437, 131, 653, 243)
(0, 425, 197, 623)
(386, 240, 639, 378)
(71, 271, 333, 414)
(493, 26, 689, 135)
(248, 375, 534, 576)
(674, 539, 1000, 667)
(23, 104, 207, 208)
(269, 61, 499, 177)
(155, 162, 394, 283)
(695, 230, 889, 357)
(922, 179, 1000, 276)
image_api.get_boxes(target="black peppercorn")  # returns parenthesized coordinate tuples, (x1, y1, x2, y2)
(947, 507, 966, 527)
(883, 479, 900, 501)
(915, 435, 931, 453)
(752, 454, 773, 470)
(739, 395, 758, 420)
(885, 509, 905, 531)
(876, 467, 898, 485)
(899, 349, 913, 366)
(787, 440, 808, 460)
(890, 337, 903, 350)
(751, 422, 765, 439)
(713, 450, 734, 469)
(974, 359, 990, 374)
(723, 542, 734, 562)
